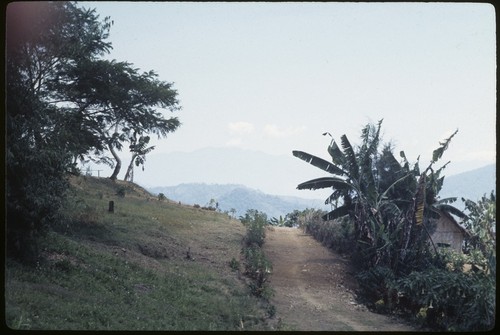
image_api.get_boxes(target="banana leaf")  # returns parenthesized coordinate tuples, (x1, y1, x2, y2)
(292, 150, 345, 175)
(322, 205, 351, 221)
(327, 140, 346, 167)
(296, 176, 352, 191)
(433, 203, 467, 219)
(340, 135, 359, 180)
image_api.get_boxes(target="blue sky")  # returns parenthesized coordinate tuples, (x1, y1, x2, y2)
(83, 2, 496, 184)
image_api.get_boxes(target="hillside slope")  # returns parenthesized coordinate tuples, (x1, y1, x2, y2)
(440, 164, 496, 201)
(5, 176, 274, 331)
(439, 164, 496, 211)
(150, 163, 496, 217)
(150, 183, 327, 218)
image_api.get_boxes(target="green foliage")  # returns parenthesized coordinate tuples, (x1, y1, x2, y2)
(293, 121, 493, 331)
(81, 59, 181, 179)
(6, 141, 71, 263)
(201, 199, 219, 212)
(355, 266, 396, 312)
(289, 209, 357, 254)
(268, 215, 285, 227)
(266, 304, 277, 318)
(157, 193, 167, 201)
(6, 176, 272, 330)
(242, 246, 273, 299)
(461, 191, 496, 276)
(6, 1, 182, 264)
(240, 210, 268, 248)
(293, 120, 464, 272)
(355, 248, 496, 331)
(6, 250, 267, 330)
(394, 266, 495, 331)
(229, 258, 240, 271)
(240, 210, 273, 300)
(4, 3, 90, 261)
(116, 187, 126, 198)
(314, 217, 354, 254)
(124, 134, 156, 181)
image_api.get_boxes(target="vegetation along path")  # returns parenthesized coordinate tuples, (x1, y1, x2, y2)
(263, 227, 416, 331)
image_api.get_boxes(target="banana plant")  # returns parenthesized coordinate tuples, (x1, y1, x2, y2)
(293, 120, 411, 237)
(123, 133, 155, 182)
(293, 121, 465, 270)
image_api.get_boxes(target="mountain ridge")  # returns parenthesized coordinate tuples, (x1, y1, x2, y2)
(149, 163, 495, 218)
(125, 147, 494, 203)
(439, 163, 496, 207)
(133, 146, 333, 200)
(149, 183, 328, 218)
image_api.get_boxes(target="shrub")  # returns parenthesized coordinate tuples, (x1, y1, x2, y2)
(116, 187, 126, 198)
(301, 214, 355, 255)
(354, 244, 495, 331)
(394, 266, 495, 331)
(355, 266, 397, 312)
(229, 258, 240, 271)
(6, 145, 71, 264)
(240, 209, 273, 300)
(240, 210, 268, 248)
(242, 246, 273, 298)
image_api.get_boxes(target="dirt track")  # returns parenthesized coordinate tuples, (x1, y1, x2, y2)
(263, 227, 416, 331)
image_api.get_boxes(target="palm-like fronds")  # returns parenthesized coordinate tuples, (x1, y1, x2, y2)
(432, 129, 458, 163)
(292, 151, 345, 175)
(327, 139, 346, 166)
(297, 177, 352, 191)
(433, 202, 466, 219)
(322, 205, 352, 221)
(293, 120, 462, 271)
(340, 134, 359, 181)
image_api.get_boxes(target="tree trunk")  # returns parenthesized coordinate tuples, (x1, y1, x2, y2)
(124, 154, 138, 182)
(108, 143, 121, 181)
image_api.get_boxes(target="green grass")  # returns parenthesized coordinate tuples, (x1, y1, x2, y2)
(5, 176, 274, 330)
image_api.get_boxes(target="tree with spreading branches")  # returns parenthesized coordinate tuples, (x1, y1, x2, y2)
(6, 1, 181, 262)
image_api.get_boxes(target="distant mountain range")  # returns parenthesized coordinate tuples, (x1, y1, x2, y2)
(133, 147, 333, 200)
(148, 163, 495, 218)
(439, 163, 496, 208)
(133, 147, 495, 203)
(149, 183, 328, 218)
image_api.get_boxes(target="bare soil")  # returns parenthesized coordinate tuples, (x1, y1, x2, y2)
(263, 227, 417, 331)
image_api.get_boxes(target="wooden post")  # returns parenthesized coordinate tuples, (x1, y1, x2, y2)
(108, 201, 114, 213)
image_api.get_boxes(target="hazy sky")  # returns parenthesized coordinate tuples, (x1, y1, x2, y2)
(83, 1, 496, 179)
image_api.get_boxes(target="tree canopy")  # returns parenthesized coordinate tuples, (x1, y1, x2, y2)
(6, 1, 181, 262)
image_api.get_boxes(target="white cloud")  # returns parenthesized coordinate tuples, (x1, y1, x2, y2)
(264, 124, 306, 138)
(228, 121, 255, 135)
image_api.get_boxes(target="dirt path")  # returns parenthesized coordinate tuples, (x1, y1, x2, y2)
(263, 227, 416, 331)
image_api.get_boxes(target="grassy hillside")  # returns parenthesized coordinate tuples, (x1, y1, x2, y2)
(5, 176, 275, 330)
